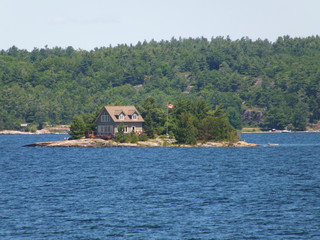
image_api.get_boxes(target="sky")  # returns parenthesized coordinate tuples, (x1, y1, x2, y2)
(1, 0, 319, 51)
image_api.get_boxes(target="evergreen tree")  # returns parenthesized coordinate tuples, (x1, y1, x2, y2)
(2, 36, 320, 131)
(144, 114, 155, 138)
(115, 123, 126, 143)
(138, 97, 166, 137)
(262, 107, 288, 130)
(198, 112, 239, 142)
(69, 116, 86, 139)
(175, 112, 198, 145)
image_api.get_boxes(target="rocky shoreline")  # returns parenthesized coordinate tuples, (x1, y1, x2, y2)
(0, 129, 68, 135)
(24, 138, 259, 148)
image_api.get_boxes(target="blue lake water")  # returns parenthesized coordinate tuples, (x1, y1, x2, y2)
(1, 133, 320, 239)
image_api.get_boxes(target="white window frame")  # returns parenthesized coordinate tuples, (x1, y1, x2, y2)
(101, 112, 110, 122)
(119, 113, 125, 120)
(132, 113, 138, 120)
(107, 125, 113, 133)
(99, 125, 113, 134)
(98, 125, 102, 134)
(101, 114, 105, 122)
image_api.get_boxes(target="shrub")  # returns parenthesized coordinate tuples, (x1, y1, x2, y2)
(138, 133, 149, 141)
(128, 131, 139, 143)
(114, 123, 126, 143)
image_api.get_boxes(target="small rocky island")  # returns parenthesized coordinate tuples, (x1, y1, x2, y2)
(22, 105, 260, 148)
(25, 137, 259, 148)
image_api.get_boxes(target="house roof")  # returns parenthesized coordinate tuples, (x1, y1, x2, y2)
(100, 106, 144, 123)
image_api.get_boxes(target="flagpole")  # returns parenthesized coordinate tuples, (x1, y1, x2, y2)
(166, 103, 169, 137)
(166, 104, 174, 137)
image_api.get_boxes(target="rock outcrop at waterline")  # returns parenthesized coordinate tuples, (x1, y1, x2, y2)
(24, 138, 259, 147)
(0, 128, 69, 135)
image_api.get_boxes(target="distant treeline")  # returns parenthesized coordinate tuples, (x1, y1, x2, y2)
(1, 36, 320, 131)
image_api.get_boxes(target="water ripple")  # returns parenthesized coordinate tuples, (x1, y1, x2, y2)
(1, 134, 320, 239)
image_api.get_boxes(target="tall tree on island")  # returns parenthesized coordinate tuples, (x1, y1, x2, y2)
(69, 116, 87, 139)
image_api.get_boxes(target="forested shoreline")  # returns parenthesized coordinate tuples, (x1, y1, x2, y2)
(1, 36, 320, 131)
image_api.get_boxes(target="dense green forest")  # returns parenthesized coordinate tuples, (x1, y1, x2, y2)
(1, 36, 320, 131)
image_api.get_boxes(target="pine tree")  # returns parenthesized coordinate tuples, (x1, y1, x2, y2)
(69, 116, 86, 139)
(115, 123, 126, 143)
(175, 112, 197, 145)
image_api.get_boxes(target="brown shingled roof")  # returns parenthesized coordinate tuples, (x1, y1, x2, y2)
(104, 106, 144, 122)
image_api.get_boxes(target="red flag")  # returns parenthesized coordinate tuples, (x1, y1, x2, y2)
(167, 104, 174, 109)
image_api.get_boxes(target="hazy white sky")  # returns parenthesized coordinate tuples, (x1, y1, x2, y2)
(1, 0, 319, 50)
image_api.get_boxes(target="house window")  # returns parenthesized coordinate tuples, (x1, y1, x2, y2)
(101, 113, 106, 122)
(106, 125, 113, 133)
(101, 112, 110, 122)
(132, 113, 138, 120)
(119, 113, 124, 120)
(99, 125, 113, 134)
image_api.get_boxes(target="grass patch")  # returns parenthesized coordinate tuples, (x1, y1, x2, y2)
(241, 127, 262, 133)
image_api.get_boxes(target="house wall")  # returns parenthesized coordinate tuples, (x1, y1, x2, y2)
(96, 109, 143, 136)
(114, 122, 143, 133)
(96, 109, 117, 135)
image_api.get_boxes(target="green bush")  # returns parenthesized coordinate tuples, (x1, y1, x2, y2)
(128, 131, 139, 143)
(138, 133, 149, 141)
(114, 123, 126, 143)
